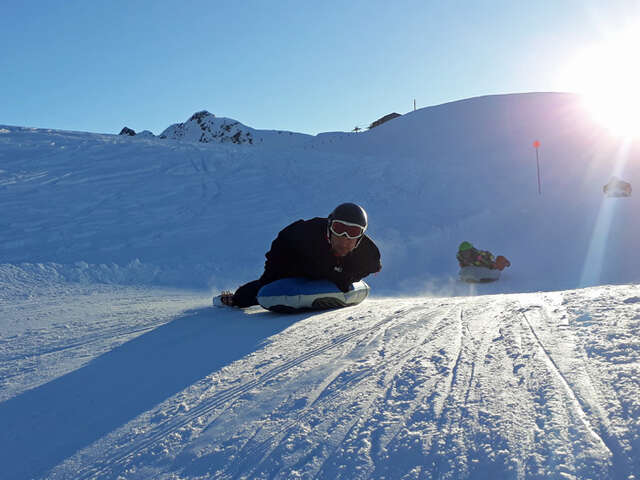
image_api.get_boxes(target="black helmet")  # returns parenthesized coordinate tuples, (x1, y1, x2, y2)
(329, 202, 368, 229)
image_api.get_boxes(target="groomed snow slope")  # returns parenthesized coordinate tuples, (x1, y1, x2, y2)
(2, 279, 638, 480)
(1, 93, 639, 479)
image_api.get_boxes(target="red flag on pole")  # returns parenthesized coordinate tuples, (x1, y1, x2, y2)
(533, 140, 541, 194)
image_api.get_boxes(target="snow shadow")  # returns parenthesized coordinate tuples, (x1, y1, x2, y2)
(0, 306, 300, 480)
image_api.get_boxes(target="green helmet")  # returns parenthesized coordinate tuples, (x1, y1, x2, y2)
(459, 241, 473, 252)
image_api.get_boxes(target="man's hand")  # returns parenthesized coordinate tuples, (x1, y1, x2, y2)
(335, 280, 351, 293)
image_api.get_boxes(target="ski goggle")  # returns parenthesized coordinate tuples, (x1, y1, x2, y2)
(329, 220, 365, 239)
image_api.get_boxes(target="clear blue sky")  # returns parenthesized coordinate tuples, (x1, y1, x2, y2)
(2, 1, 638, 135)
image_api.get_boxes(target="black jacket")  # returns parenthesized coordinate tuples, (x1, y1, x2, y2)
(259, 217, 381, 292)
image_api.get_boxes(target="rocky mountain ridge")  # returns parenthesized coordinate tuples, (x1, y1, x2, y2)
(120, 110, 311, 147)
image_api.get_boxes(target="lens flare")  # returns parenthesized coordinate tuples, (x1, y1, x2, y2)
(562, 29, 640, 138)
(580, 139, 633, 287)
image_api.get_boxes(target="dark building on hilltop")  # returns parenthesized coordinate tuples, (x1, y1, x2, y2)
(369, 112, 401, 130)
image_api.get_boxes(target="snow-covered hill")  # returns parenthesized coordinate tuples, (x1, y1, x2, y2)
(2, 93, 639, 293)
(1, 92, 639, 479)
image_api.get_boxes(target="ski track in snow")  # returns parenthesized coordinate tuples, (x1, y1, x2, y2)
(71, 305, 433, 479)
(9, 287, 632, 480)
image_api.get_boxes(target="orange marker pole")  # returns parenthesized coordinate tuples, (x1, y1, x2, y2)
(533, 140, 541, 195)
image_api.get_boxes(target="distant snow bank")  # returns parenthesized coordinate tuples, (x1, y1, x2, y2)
(0, 261, 214, 298)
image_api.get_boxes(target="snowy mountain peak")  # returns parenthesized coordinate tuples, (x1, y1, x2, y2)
(159, 111, 253, 144)
(119, 126, 136, 136)
(188, 110, 215, 122)
(158, 110, 312, 147)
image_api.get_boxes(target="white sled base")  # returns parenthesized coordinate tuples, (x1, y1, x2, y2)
(257, 278, 370, 312)
(459, 266, 501, 283)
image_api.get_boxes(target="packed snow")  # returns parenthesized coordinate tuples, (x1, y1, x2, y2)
(1, 93, 639, 479)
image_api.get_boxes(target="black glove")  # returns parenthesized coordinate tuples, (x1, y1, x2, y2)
(334, 278, 351, 293)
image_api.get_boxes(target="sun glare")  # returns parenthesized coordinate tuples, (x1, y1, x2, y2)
(563, 29, 640, 138)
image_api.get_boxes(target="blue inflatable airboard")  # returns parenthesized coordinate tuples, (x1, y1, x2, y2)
(257, 278, 370, 313)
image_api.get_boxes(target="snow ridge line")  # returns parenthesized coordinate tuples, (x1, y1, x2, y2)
(523, 305, 636, 479)
(72, 308, 416, 480)
(431, 307, 464, 421)
(447, 306, 490, 413)
(456, 302, 505, 410)
(519, 309, 616, 459)
(462, 312, 477, 408)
